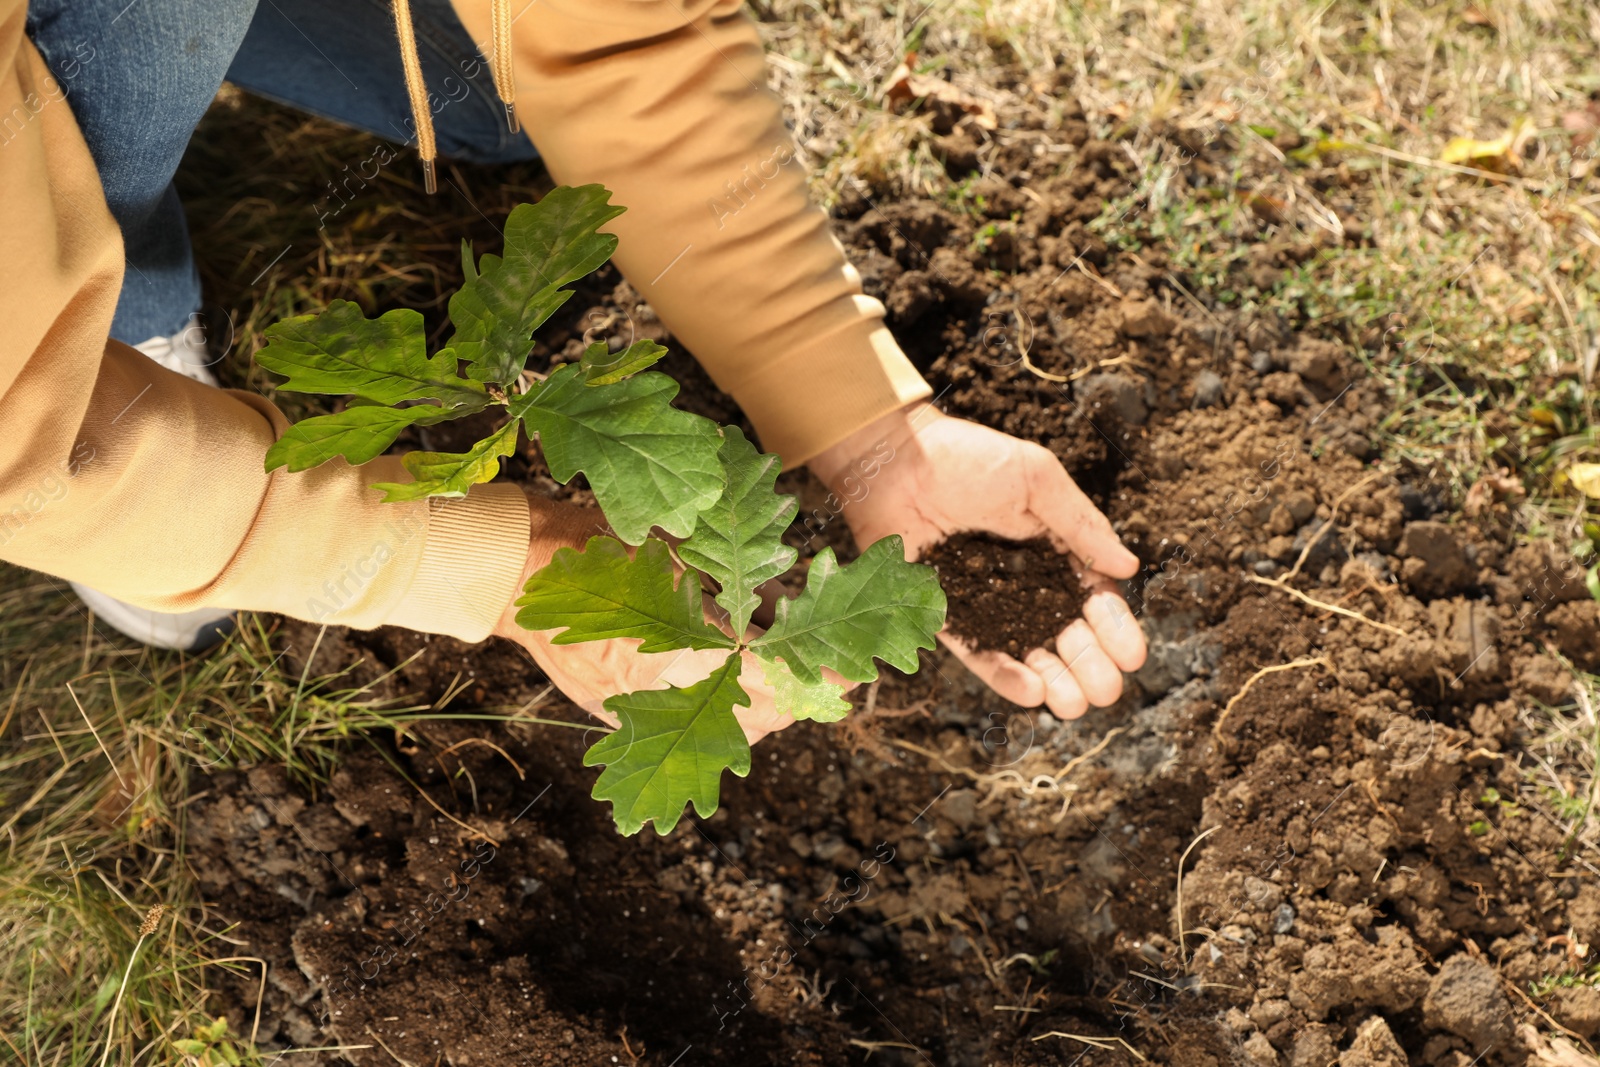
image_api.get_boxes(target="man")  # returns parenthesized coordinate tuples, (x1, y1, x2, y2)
(0, 0, 1146, 740)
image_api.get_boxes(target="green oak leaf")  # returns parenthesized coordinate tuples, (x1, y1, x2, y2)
(256, 302, 484, 405)
(677, 426, 798, 635)
(514, 536, 733, 653)
(511, 364, 722, 544)
(760, 657, 850, 723)
(370, 420, 518, 502)
(264, 402, 474, 473)
(449, 185, 626, 385)
(750, 535, 946, 684)
(580, 339, 668, 385)
(584, 652, 751, 835)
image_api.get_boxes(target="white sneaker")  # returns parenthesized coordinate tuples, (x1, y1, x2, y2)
(131, 314, 220, 386)
(71, 316, 236, 651)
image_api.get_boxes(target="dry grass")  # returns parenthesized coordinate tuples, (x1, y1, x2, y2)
(0, 566, 449, 1065)
(764, 0, 1600, 532)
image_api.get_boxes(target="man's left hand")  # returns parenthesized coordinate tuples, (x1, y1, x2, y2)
(808, 404, 1147, 719)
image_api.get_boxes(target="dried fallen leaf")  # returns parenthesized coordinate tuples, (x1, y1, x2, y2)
(1463, 467, 1526, 517)
(882, 54, 997, 130)
(1440, 117, 1535, 174)
(1567, 462, 1600, 498)
(1518, 1024, 1600, 1067)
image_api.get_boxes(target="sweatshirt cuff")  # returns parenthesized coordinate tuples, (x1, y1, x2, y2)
(382, 482, 530, 642)
(729, 310, 932, 467)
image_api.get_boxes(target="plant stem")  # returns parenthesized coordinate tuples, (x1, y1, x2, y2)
(98, 904, 165, 1067)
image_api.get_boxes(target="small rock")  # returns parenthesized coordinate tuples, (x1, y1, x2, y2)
(1254, 560, 1280, 577)
(1273, 903, 1296, 934)
(942, 790, 980, 831)
(1243, 1031, 1280, 1065)
(1283, 491, 1317, 525)
(1250, 999, 1292, 1030)
(1192, 369, 1225, 408)
(1250, 349, 1276, 374)
(1078, 372, 1149, 426)
(1265, 535, 1296, 562)
(1287, 338, 1347, 392)
(1225, 1007, 1257, 1034)
(1120, 297, 1173, 339)
(1421, 954, 1513, 1051)
(1289, 1024, 1338, 1067)
(1339, 1015, 1407, 1067)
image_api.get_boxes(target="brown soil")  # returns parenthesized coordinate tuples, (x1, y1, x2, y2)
(923, 533, 1087, 655)
(185, 82, 1600, 1067)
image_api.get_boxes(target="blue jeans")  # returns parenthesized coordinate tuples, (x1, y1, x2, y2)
(24, 0, 537, 344)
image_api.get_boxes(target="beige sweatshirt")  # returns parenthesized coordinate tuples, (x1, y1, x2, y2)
(0, 0, 930, 642)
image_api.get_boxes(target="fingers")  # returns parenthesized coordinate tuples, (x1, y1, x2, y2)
(1023, 648, 1089, 719)
(1024, 447, 1139, 579)
(1080, 578, 1148, 673)
(938, 631, 1047, 707)
(1053, 620, 1124, 707)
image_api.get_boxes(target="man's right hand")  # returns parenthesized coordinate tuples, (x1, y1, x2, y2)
(490, 495, 795, 744)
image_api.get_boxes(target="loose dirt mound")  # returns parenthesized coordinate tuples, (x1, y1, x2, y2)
(190, 94, 1600, 1065)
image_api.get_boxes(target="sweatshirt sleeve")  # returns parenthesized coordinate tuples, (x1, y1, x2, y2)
(0, 9, 528, 642)
(449, 0, 933, 467)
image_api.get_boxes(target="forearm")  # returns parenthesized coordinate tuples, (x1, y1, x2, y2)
(0, 20, 527, 642)
(454, 0, 931, 467)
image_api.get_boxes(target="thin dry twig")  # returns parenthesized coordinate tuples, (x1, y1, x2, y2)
(889, 726, 1126, 821)
(98, 905, 165, 1067)
(1279, 469, 1386, 583)
(848, 1038, 927, 1054)
(202, 957, 269, 1045)
(67, 682, 125, 791)
(1175, 826, 1220, 969)
(1032, 1031, 1149, 1061)
(1213, 656, 1333, 739)
(1245, 470, 1406, 635)
(437, 736, 526, 780)
(365, 1026, 420, 1067)
(1461, 938, 1600, 1058)
(1246, 577, 1409, 636)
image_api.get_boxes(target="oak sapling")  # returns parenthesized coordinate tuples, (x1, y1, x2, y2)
(259, 185, 947, 835)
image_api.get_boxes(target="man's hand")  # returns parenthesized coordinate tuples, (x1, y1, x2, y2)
(808, 404, 1147, 719)
(490, 495, 794, 744)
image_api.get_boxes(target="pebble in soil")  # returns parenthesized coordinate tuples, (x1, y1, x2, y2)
(922, 531, 1086, 656)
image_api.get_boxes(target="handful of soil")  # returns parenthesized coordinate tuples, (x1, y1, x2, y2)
(922, 532, 1087, 657)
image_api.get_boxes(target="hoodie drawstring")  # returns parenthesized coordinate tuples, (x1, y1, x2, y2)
(391, 0, 519, 195)
(490, 0, 520, 134)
